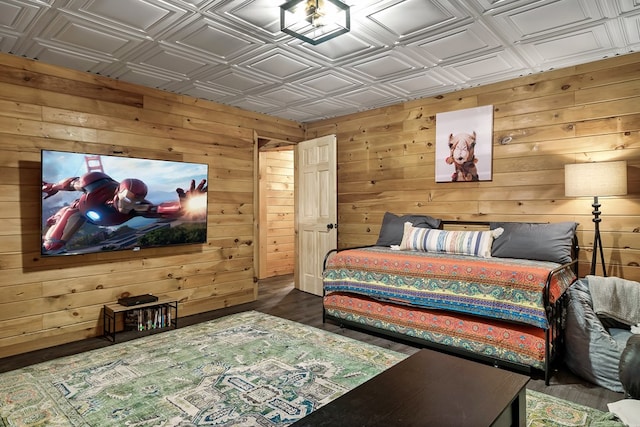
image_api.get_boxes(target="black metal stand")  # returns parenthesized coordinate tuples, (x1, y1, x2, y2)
(590, 196, 607, 277)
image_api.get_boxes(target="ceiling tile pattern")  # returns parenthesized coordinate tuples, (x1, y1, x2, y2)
(0, 0, 638, 123)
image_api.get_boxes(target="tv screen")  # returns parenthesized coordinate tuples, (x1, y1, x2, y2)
(41, 150, 208, 256)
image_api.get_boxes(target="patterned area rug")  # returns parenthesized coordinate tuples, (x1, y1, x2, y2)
(0, 311, 404, 426)
(526, 390, 623, 427)
(0, 311, 625, 426)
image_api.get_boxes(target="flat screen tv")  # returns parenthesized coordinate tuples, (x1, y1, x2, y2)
(41, 150, 208, 256)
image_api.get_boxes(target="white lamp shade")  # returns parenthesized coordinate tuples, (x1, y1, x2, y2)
(564, 161, 628, 197)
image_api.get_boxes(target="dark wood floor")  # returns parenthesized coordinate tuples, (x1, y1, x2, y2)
(0, 274, 623, 413)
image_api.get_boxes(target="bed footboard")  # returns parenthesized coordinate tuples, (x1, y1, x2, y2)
(543, 259, 577, 383)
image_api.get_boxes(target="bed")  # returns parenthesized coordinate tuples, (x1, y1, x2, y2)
(322, 213, 579, 384)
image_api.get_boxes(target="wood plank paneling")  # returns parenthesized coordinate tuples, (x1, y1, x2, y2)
(0, 53, 304, 358)
(306, 53, 640, 282)
(2, 51, 639, 358)
(258, 150, 294, 278)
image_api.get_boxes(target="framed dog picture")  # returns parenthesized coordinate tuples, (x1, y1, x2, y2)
(435, 105, 493, 182)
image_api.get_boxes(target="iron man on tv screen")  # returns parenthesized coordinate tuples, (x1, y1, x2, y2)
(41, 150, 208, 256)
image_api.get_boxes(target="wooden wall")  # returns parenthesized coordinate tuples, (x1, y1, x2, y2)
(306, 53, 640, 282)
(1, 50, 639, 358)
(0, 53, 304, 358)
(258, 149, 295, 278)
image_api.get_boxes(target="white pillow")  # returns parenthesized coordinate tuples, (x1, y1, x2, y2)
(608, 399, 640, 427)
(400, 222, 503, 258)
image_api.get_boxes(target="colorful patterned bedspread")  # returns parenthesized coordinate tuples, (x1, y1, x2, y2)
(323, 246, 577, 329)
(323, 292, 548, 369)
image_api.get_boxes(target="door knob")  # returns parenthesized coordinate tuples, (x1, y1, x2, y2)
(327, 223, 337, 230)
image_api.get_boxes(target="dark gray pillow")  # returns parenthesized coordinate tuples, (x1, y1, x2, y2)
(376, 212, 441, 246)
(489, 221, 578, 264)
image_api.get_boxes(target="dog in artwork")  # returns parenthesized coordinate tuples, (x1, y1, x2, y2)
(446, 131, 479, 182)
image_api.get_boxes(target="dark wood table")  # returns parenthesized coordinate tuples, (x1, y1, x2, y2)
(292, 349, 529, 427)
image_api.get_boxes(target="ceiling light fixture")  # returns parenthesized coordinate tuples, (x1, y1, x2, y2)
(280, 0, 350, 45)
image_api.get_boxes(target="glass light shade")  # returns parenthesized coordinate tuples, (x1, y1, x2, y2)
(280, 0, 350, 45)
(564, 161, 628, 197)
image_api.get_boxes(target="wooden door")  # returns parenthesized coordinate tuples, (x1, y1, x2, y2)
(295, 135, 337, 296)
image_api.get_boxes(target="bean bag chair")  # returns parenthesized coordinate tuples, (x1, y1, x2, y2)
(564, 279, 634, 392)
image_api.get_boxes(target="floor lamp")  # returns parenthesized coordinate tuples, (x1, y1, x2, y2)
(564, 161, 627, 277)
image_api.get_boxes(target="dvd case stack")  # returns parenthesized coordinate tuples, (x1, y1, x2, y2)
(123, 305, 172, 331)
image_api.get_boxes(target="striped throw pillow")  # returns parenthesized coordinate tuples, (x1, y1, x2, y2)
(400, 222, 504, 258)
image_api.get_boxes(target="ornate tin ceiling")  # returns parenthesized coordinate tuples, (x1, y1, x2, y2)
(1, 0, 638, 122)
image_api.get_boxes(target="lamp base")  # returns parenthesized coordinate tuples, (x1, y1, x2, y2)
(590, 196, 606, 277)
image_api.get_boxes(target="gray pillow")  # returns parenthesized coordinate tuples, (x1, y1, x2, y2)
(375, 212, 441, 246)
(489, 221, 577, 264)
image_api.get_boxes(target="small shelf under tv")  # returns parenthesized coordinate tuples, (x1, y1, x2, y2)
(103, 296, 178, 343)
